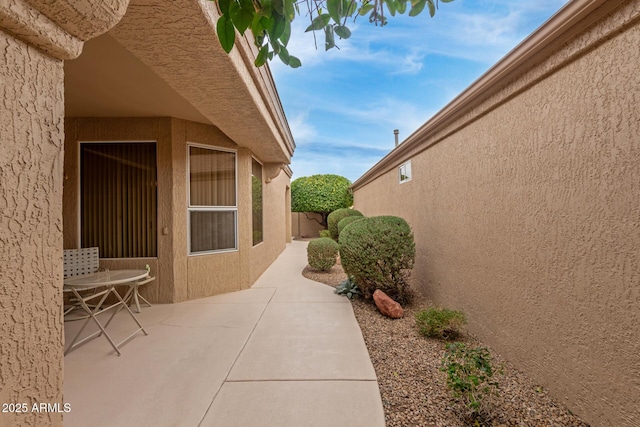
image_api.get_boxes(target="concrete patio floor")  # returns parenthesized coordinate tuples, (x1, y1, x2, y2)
(63, 240, 385, 427)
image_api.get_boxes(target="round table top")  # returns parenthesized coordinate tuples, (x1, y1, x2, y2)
(63, 269, 149, 289)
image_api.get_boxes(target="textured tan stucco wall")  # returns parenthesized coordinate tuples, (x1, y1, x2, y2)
(250, 170, 290, 284)
(64, 118, 174, 303)
(353, 8, 640, 426)
(0, 30, 65, 427)
(63, 118, 275, 302)
(291, 212, 326, 238)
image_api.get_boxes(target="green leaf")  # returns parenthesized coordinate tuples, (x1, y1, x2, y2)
(386, 0, 397, 16)
(258, 0, 272, 16)
(269, 14, 286, 40)
(273, 0, 284, 15)
(324, 25, 335, 51)
(218, 0, 231, 15)
(427, 0, 435, 17)
(229, 0, 254, 34)
(288, 55, 302, 68)
(345, 0, 357, 16)
(255, 44, 269, 67)
(251, 10, 266, 33)
(270, 38, 281, 54)
(334, 25, 351, 39)
(284, 0, 296, 20)
(278, 44, 290, 64)
(408, 0, 425, 16)
(396, 0, 407, 14)
(305, 13, 331, 32)
(216, 15, 236, 53)
(281, 20, 292, 46)
(358, 3, 374, 16)
(327, 0, 342, 24)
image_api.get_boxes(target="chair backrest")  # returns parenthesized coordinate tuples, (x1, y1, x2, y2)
(63, 247, 100, 278)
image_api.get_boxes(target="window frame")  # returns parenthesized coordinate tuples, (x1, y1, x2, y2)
(187, 143, 238, 256)
(399, 160, 412, 184)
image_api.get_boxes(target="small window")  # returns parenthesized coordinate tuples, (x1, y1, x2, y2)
(252, 158, 263, 246)
(188, 145, 237, 254)
(399, 161, 412, 183)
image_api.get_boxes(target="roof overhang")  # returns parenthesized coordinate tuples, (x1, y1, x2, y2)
(64, 0, 295, 164)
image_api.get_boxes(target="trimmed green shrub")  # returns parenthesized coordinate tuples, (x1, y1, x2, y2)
(415, 308, 466, 340)
(441, 342, 499, 419)
(337, 216, 364, 238)
(319, 229, 331, 238)
(307, 238, 339, 271)
(327, 208, 363, 241)
(339, 216, 415, 304)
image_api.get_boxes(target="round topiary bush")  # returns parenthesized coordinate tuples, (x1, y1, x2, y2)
(327, 208, 363, 241)
(337, 216, 364, 239)
(307, 238, 340, 271)
(339, 216, 415, 304)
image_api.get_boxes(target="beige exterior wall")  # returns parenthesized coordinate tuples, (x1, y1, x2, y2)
(63, 117, 291, 302)
(250, 170, 292, 283)
(291, 212, 326, 238)
(2, 0, 292, 424)
(0, 30, 65, 427)
(353, 3, 640, 426)
(1, 1, 131, 425)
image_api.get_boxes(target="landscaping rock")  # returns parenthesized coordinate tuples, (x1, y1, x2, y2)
(373, 290, 404, 319)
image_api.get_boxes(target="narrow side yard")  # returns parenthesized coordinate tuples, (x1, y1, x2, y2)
(303, 264, 589, 427)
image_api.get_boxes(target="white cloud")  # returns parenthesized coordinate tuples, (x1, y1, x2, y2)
(287, 111, 317, 145)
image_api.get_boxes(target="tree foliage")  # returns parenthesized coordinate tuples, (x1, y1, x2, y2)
(291, 174, 353, 226)
(211, 0, 454, 68)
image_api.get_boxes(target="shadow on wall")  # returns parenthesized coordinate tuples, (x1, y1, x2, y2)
(291, 212, 325, 238)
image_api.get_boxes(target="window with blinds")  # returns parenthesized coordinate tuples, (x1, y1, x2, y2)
(80, 142, 158, 258)
(188, 145, 237, 254)
(252, 158, 263, 246)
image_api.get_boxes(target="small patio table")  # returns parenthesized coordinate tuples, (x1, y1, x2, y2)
(64, 269, 149, 356)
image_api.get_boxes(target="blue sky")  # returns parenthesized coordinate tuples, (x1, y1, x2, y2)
(270, 0, 570, 182)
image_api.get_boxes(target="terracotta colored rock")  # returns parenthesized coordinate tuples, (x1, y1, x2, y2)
(373, 290, 404, 319)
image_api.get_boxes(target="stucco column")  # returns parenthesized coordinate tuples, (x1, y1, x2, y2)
(0, 1, 129, 426)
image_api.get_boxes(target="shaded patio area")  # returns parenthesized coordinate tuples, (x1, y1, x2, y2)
(63, 240, 385, 426)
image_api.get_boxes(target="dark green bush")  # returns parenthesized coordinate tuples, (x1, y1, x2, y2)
(307, 238, 339, 271)
(415, 308, 466, 340)
(337, 216, 364, 238)
(319, 229, 331, 238)
(327, 208, 363, 241)
(339, 216, 415, 304)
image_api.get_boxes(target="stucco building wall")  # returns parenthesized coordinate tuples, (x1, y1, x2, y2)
(1, 1, 132, 424)
(63, 117, 291, 303)
(352, 2, 640, 426)
(250, 171, 291, 284)
(291, 212, 325, 238)
(0, 30, 65, 427)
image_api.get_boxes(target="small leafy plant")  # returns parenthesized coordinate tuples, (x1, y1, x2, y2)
(415, 307, 466, 340)
(334, 277, 361, 299)
(441, 342, 499, 420)
(319, 229, 331, 238)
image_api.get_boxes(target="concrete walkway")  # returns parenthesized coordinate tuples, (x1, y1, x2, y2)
(63, 240, 385, 427)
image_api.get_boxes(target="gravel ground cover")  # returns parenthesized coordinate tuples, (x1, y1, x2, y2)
(302, 264, 589, 427)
